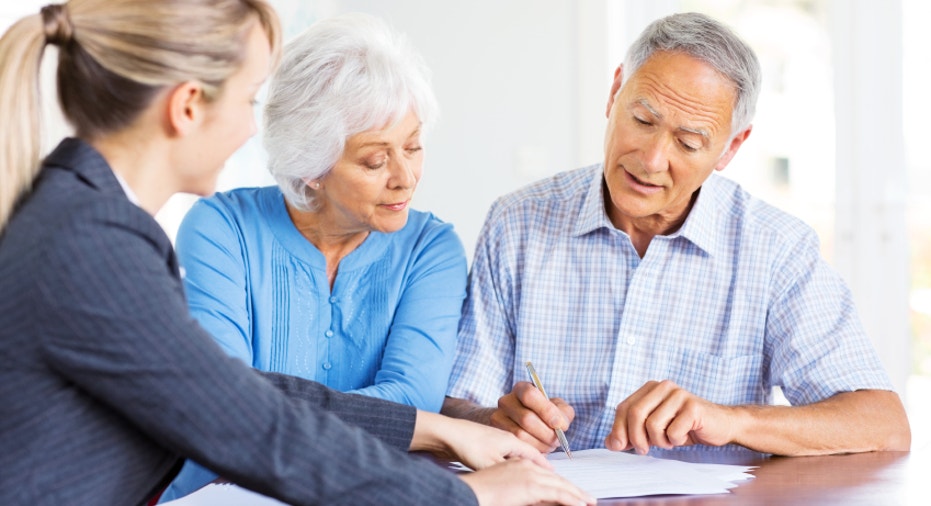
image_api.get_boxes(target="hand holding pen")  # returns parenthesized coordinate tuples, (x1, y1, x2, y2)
(485, 363, 576, 455)
(525, 361, 573, 458)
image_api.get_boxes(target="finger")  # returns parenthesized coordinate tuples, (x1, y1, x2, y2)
(490, 408, 558, 453)
(462, 459, 596, 506)
(497, 386, 562, 446)
(665, 412, 698, 447)
(491, 430, 553, 468)
(606, 403, 631, 451)
(551, 397, 576, 425)
(605, 381, 652, 450)
(535, 476, 597, 506)
(519, 447, 554, 470)
(514, 381, 571, 431)
(643, 387, 690, 449)
(665, 396, 710, 447)
(624, 381, 670, 454)
(629, 381, 684, 454)
(606, 384, 657, 451)
(514, 460, 596, 506)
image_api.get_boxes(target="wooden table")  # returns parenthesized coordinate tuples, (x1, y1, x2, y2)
(598, 445, 929, 505)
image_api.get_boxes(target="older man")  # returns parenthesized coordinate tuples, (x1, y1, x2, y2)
(443, 12, 910, 456)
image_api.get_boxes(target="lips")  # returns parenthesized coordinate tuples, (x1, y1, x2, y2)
(629, 172, 659, 187)
(381, 200, 409, 212)
(623, 169, 664, 194)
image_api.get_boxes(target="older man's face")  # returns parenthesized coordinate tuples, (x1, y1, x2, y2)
(603, 51, 746, 235)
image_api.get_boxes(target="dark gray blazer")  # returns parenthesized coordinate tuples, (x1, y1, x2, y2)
(0, 138, 476, 506)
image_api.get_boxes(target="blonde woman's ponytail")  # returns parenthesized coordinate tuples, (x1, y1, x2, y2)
(0, 0, 280, 234)
(0, 13, 52, 232)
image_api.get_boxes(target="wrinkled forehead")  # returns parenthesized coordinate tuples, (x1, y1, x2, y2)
(623, 52, 737, 134)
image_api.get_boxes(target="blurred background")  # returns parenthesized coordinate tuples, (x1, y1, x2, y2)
(3, 0, 928, 449)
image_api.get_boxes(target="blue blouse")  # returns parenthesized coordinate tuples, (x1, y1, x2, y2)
(161, 186, 467, 501)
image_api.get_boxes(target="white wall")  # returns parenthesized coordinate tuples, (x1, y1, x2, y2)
(314, 0, 591, 258)
(830, 0, 909, 394)
(1, 0, 914, 394)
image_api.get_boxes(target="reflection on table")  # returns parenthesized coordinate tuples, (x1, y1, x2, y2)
(598, 446, 927, 505)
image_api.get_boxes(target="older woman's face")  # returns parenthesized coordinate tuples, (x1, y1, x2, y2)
(316, 110, 423, 234)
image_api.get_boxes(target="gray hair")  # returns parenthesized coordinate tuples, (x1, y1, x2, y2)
(622, 12, 761, 136)
(264, 13, 438, 211)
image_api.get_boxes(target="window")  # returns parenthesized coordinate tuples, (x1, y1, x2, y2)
(904, 0, 931, 448)
(678, 0, 836, 260)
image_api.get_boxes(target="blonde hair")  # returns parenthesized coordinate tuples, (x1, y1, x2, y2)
(0, 0, 281, 232)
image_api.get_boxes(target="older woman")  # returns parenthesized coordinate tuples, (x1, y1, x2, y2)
(160, 13, 468, 501)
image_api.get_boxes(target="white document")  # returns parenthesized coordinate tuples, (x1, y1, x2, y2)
(548, 448, 755, 499)
(161, 483, 286, 506)
(164, 450, 755, 504)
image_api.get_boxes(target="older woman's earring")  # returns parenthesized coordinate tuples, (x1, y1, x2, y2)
(311, 180, 321, 190)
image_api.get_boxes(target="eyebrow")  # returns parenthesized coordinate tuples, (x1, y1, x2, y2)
(636, 98, 662, 119)
(355, 124, 423, 149)
(679, 125, 710, 140)
(356, 141, 390, 149)
(635, 98, 710, 141)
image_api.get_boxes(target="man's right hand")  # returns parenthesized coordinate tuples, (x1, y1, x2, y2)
(489, 381, 575, 453)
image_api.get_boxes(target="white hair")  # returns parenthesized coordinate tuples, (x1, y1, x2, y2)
(263, 13, 438, 210)
(622, 12, 761, 136)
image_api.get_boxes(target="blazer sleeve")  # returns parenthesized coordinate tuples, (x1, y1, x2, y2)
(34, 201, 477, 506)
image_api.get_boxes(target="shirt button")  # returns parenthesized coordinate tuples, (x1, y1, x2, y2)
(322, 362, 332, 370)
(329, 296, 337, 303)
(626, 335, 636, 345)
(325, 330, 333, 338)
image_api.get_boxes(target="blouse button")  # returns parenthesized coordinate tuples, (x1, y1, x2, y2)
(322, 362, 332, 370)
(325, 330, 334, 338)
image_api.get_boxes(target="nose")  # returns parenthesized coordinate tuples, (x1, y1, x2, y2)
(641, 133, 671, 174)
(388, 155, 416, 189)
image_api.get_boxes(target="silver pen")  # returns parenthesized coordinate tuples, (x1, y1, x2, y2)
(525, 361, 573, 459)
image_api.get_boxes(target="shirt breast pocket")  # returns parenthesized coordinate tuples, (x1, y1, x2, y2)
(673, 349, 763, 406)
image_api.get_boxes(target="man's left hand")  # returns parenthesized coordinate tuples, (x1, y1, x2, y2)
(604, 379, 736, 454)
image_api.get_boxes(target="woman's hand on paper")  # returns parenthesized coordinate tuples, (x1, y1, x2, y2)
(461, 458, 595, 506)
(414, 410, 549, 469)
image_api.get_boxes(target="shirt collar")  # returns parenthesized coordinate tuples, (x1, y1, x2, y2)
(664, 173, 723, 256)
(572, 164, 615, 236)
(111, 170, 141, 206)
(571, 164, 724, 257)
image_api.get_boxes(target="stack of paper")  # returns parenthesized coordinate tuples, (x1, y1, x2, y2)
(164, 449, 755, 504)
(548, 448, 756, 498)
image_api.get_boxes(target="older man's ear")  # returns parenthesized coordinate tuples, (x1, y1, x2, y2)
(606, 65, 625, 118)
(715, 126, 753, 172)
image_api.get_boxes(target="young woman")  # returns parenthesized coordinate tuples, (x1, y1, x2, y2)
(0, 2, 593, 505)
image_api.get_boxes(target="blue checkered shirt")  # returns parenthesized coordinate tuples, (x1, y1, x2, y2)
(448, 164, 894, 451)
